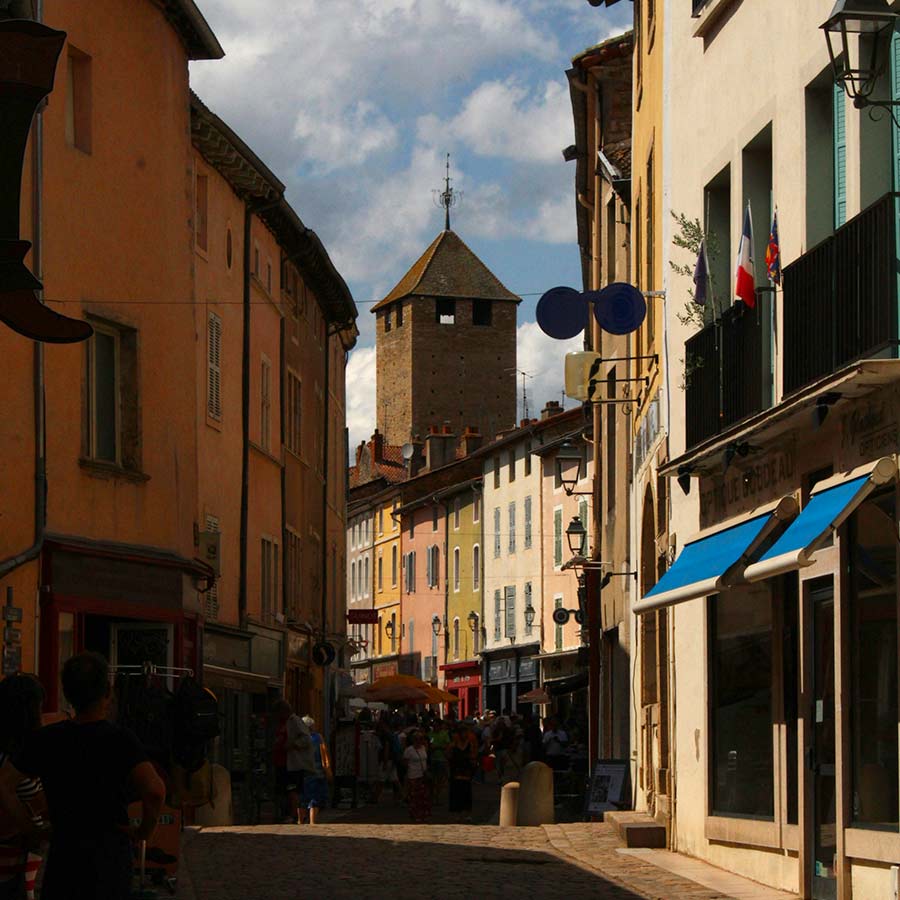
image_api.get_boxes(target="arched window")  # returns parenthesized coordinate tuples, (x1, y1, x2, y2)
(351, 561, 356, 599)
(391, 545, 398, 586)
(472, 545, 480, 591)
(364, 557, 369, 596)
(453, 547, 460, 591)
(453, 617, 460, 659)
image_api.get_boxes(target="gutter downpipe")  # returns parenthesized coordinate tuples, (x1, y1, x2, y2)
(238, 196, 280, 627)
(0, 0, 47, 594)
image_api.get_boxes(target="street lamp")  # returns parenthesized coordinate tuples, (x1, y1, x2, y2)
(566, 515, 587, 557)
(384, 619, 395, 639)
(821, 0, 900, 113)
(555, 442, 584, 496)
(467, 610, 479, 633)
(431, 614, 443, 636)
(524, 603, 536, 630)
(0, 19, 92, 342)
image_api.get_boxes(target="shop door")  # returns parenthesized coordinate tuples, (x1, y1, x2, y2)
(810, 585, 836, 900)
(110, 622, 174, 673)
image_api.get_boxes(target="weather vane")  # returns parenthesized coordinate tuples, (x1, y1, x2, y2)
(432, 153, 461, 231)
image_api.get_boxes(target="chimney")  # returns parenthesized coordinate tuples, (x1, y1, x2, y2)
(459, 426, 483, 457)
(425, 425, 455, 471)
(541, 400, 563, 420)
(407, 436, 425, 478)
(371, 428, 384, 462)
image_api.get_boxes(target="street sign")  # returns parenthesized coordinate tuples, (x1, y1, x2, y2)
(4, 627, 21, 644)
(2, 606, 22, 623)
(347, 608, 379, 625)
(2, 645, 21, 675)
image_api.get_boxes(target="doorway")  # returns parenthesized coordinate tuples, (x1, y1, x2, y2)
(809, 580, 836, 900)
(110, 622, 174, 672)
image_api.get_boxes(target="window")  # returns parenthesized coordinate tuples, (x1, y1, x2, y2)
(494, 590, 502, 640)
(404, 551, 417, 593)
(645, 148, 655, 343)
(206, 313, 222, 420)
(473, 299, 492, 326)
(384, 309, 392, 333)
(392, 500, 399, 530)
(554, 508, 563, 567)
(396, 302, 403, 327)
(260, 358, 271, 451)
(65, 46, 92, 154)
(432, 506, 439, 531)
(409, 516, 414, 539)
(524, 441, 532, 477)
(453, 617, 460, 659)
(504, 586, 516, 639)
(508, 450, 516, 483)
(850, 491, 898, 828)
(709, 584, 774, 818)
(524, 496, 532, 549)
(453, 497, 461, 529)
(204, 515, 220, 620)
(473, 492, 481, 522)
(555, 597, 563, 650)
(286, 372, 301, 455)
(426, 546, 440, 589)
(524, 582, 533, 636)
(195, 173, 208, 252)
(493, 508, 501, 558)
(472, 545, 480, 591)
(607, 369, 616, 511)
(377, 555, 383, 591)
(705, 164, 731, 313)
(453, 547, 460, 592)
(364, 557, 369, 596)
(408, 618, 414, 655)
(508, 502, 516, 554)
(377, 616, 382, 656)
(493, 456, 501, 489)
(350, 561, 356, 600)
(579, 499, 589, 555)
(390, 612, 397, 653)
(379, 509, 384, 534)
(391, 545, 398, 586)
(86, 321, 138, 469)
(436, 298, 455, 324)
(286, 529, 301, 615)
(261, 537, 279, 622)
(226, 228, 233, 269)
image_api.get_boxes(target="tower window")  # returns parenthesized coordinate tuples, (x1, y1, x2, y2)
(396, 303, 403, 327)
(473, 300, 492, 326)
(384, 309, 392, 333)
(436, 298, 455, 325)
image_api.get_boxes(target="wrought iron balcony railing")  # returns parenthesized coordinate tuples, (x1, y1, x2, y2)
(783, 192, 900, 396)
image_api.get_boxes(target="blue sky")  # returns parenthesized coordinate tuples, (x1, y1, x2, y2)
(190, 0, 633, 447)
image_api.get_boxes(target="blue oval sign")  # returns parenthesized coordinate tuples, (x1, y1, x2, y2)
(592, 282, 646, 335)
(536, 286, 588, 340)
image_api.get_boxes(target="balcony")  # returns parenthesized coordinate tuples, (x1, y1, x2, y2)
(783, 192, 900, 396)
(685, 294, 773, 449)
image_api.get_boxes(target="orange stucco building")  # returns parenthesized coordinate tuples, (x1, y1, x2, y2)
(0, 0, 356, 779)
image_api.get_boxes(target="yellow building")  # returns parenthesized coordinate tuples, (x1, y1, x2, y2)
(372, 490, 403, 676)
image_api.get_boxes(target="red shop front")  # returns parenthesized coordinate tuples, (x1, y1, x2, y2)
(440, 661, 481, 719)
(38, 538, 206, 712)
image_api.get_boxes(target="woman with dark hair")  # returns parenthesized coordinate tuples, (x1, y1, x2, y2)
(0, 674, 48, 900)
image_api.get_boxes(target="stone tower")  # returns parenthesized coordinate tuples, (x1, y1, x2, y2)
(373, 229, 520, 447)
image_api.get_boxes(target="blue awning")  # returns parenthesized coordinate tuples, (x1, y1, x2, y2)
(633, 498, 797, 615)
(744, 457, 897, 582)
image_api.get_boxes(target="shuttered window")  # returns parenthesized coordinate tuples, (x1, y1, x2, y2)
(579, 499, 589, 555)
(508, 502, 516, 554)
(494, 590, 502, 640)
(207, 313, 222, 419)
(204, 515, 219, 620)
(834, 83, 846, 228)
(286, 372, 301, 455)
(505, 585, 516, 638)
(524, 496, 532, 549)
(554, 508, 563, 566)
(892, 31, 900, 192)
(494, 507, 501, 558)
(524, 582, 533, 636)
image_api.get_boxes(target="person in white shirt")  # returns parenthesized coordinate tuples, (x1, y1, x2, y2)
(402, 732, 431, 823)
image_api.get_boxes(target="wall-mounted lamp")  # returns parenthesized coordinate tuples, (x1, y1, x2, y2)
(524, 604, 536, 630)
(555, 442, 591, 496)
(431, 614, 443, 637)
(385, 619, 396, 639)
(566, 515, 587, 556)
(822, 0, 900, 117)
(467, 610, 479, 633)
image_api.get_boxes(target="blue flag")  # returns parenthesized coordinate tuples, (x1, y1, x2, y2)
(693, 239, 709, 306)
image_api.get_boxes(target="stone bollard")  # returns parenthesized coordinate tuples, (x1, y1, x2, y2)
(499, 781, 520, 827)
(517, 761, 555, 826)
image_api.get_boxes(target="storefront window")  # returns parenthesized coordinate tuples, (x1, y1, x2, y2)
(709, 584, 774, 819)
(850, 490, 899, 830)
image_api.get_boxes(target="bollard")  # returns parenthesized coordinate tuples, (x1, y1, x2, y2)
(517, 761, 555, 826)
(499, 781, 520, 827)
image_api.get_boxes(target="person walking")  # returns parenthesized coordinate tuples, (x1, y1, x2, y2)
(428, 720, 450, 806)
(402, 732, 431, 823)
(0, 652, 166, 900)
(0, 674, 48, 900)
(447, 723, 478, 819)
(300, 716, 331, 822)
(273, 700, 315, 824)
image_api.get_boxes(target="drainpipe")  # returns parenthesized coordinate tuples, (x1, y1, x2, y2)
(279, 316, 287, 623)
(0, 0, 47, 587)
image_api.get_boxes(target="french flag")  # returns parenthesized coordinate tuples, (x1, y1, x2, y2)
(734, 202, 756, 309)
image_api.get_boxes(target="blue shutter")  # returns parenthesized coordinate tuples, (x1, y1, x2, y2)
(834, 83, 846, 228)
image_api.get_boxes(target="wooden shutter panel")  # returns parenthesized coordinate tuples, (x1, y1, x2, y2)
(207, 313, 222, 419)
(833, 83, 846, 228)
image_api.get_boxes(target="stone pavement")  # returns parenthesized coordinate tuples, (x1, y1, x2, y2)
(175, 819, 793, 900)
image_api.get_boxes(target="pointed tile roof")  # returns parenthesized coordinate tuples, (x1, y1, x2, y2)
(372, 230, 520, 312)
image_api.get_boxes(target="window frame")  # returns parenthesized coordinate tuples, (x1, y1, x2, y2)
(87, 321, 122, 466)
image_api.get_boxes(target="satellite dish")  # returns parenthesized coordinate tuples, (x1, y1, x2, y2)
(536, 286, 588, 340)
(591, 282, 646, 335)
(401, 443, 415, 461)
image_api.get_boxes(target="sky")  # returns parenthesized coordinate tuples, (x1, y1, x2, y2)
(189, 0, 633, 450)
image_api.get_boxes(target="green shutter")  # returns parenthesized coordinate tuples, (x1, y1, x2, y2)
(834, 83, 846, 228)
(892, 29, 900, 191)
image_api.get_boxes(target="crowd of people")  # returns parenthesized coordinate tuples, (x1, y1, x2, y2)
(353, 707, 583, 825)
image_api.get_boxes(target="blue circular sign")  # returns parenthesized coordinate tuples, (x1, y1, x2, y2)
(536, 286, 588, 340)
(592, 282, 647, 335)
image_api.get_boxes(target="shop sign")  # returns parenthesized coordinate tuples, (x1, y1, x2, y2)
(347, 608, 379, 625)
(841, 395, 899, 462)
(4, 627, 21, 644)
(2, 606, 22, 623)
(519, 657, 537, 680)
(699, 443, 795, 526)
(373, 660, 398, 679)
(203, 632, 250, 670)
(2, 645, 21, 675)
(487, 659, 511, 683)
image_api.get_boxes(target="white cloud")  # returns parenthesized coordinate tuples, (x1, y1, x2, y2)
(293, 102, 398, 173)
(515, 320, 583, 418)
(346, 345, 377, 452)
